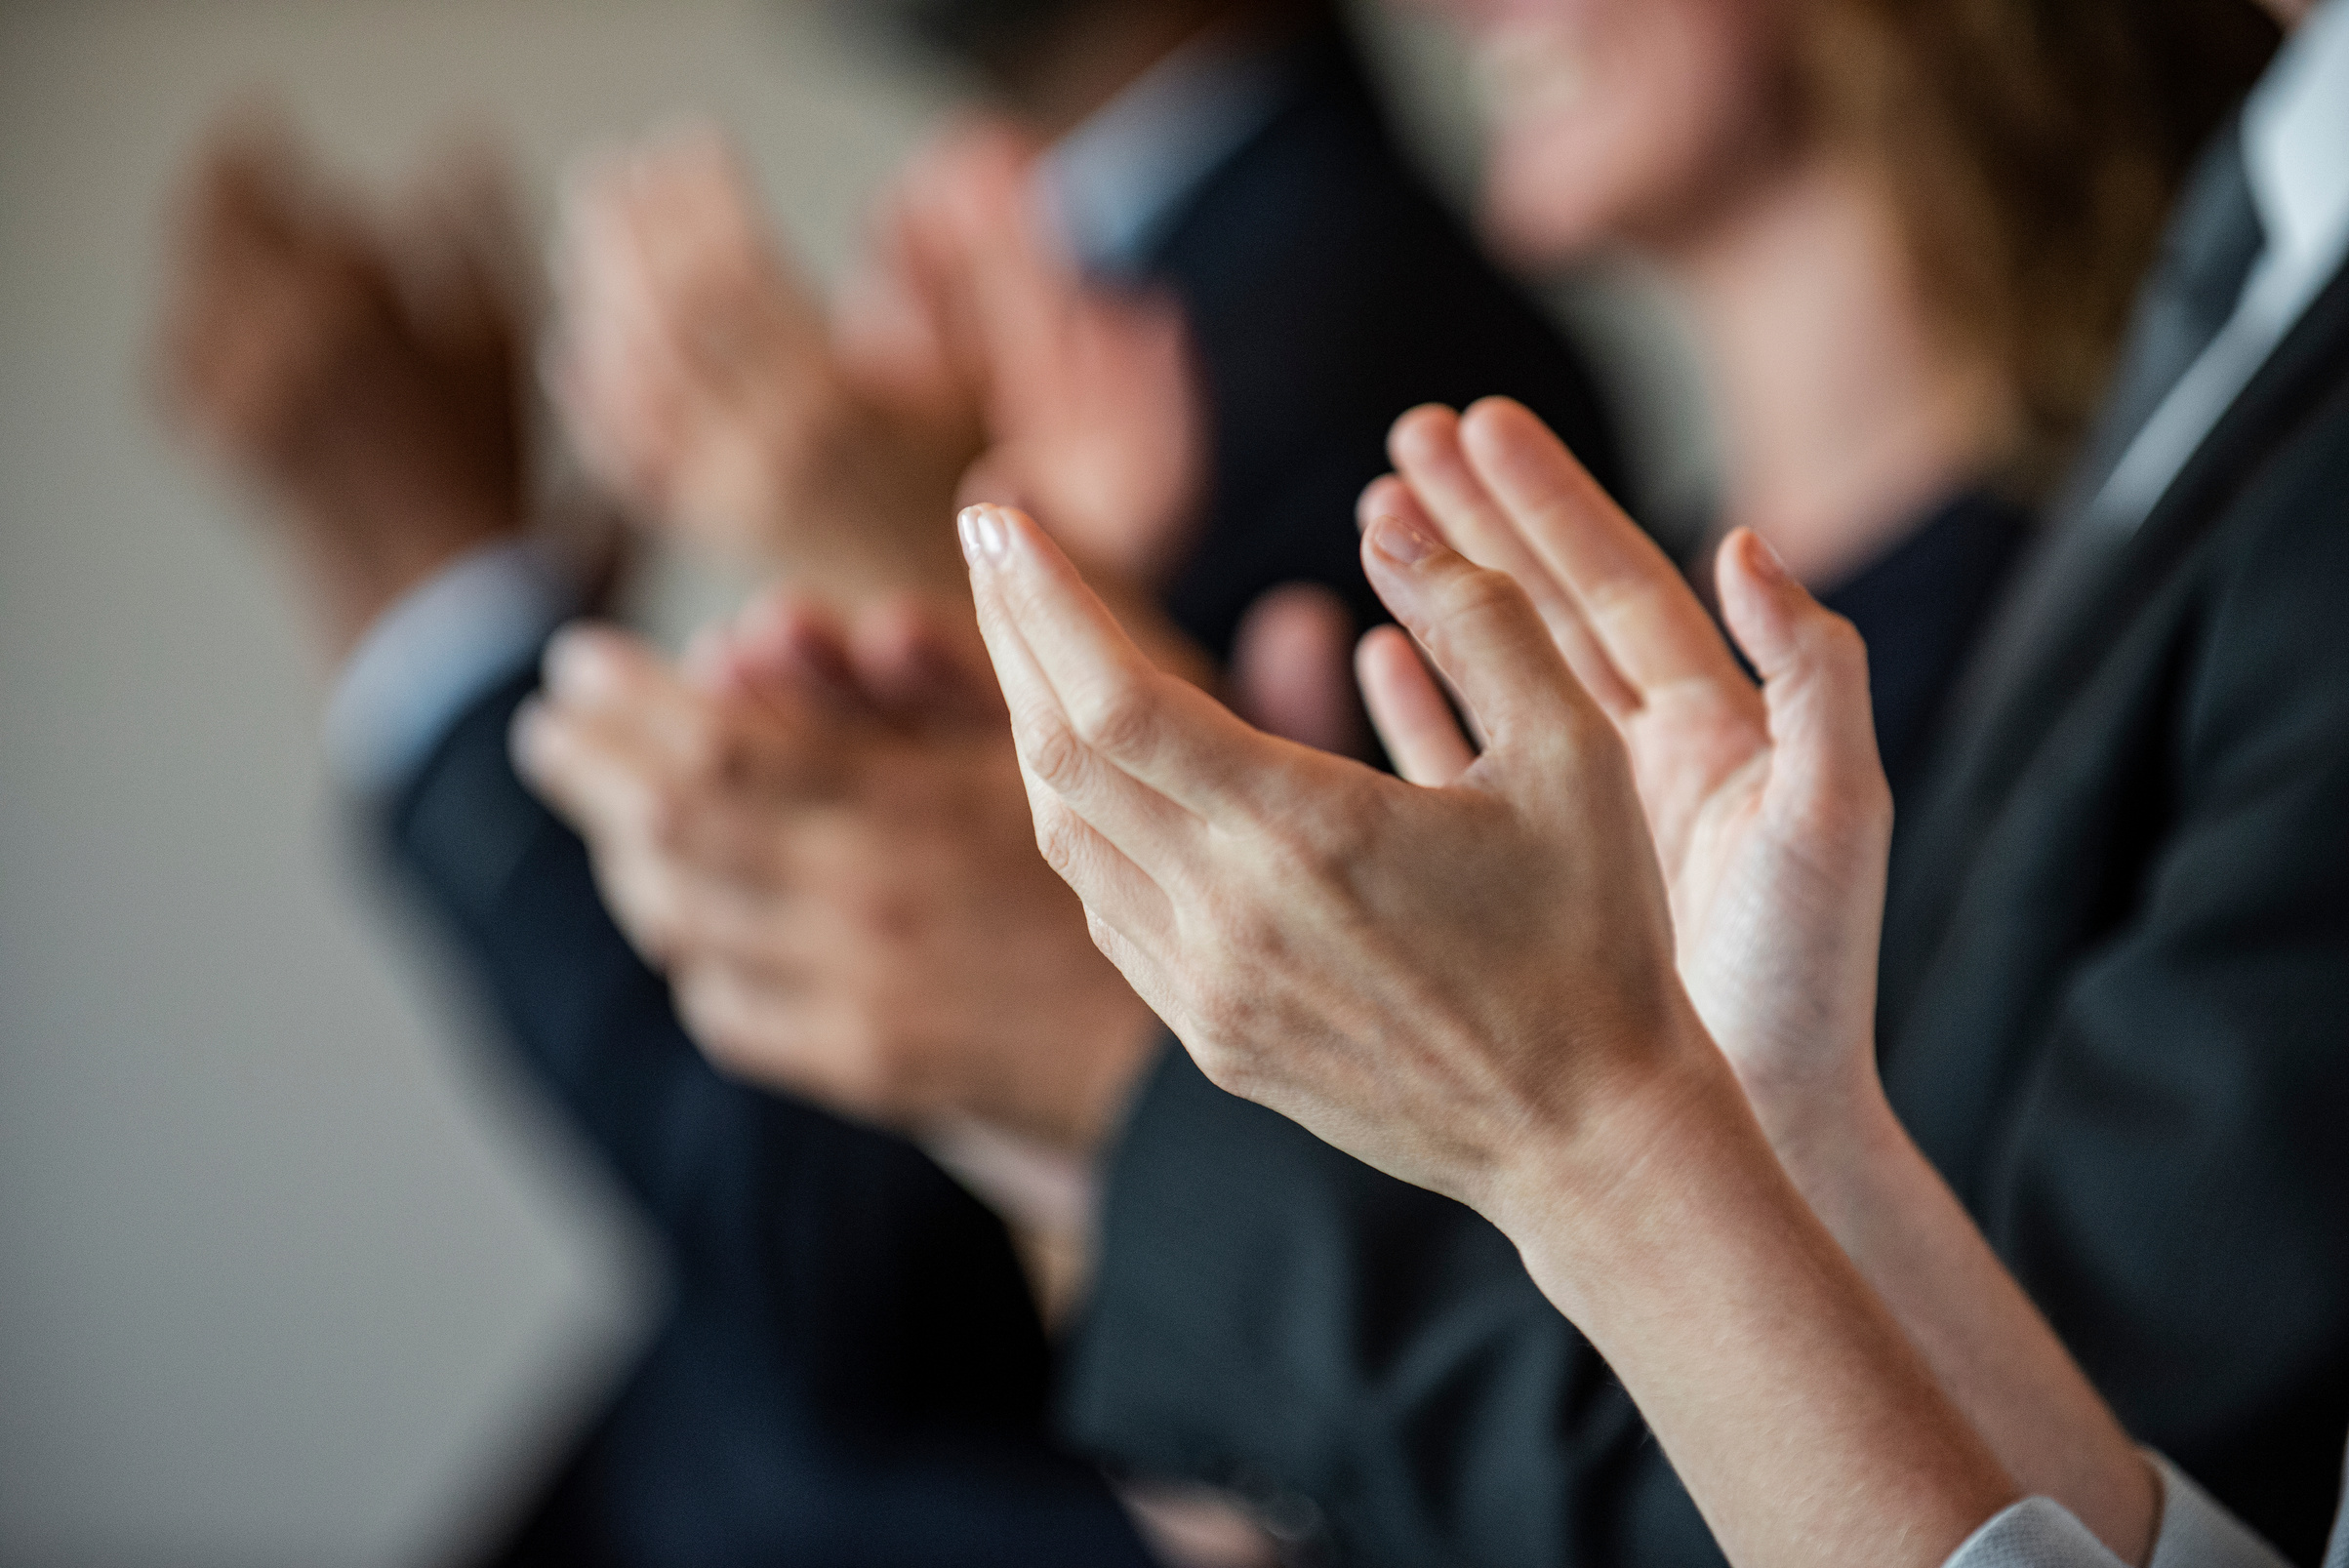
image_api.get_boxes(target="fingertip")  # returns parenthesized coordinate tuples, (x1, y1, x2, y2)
(507, 697, 551, 780)
(956, 502, 1011, 569)
(1357, 473, 1409, 534)
(1733, 526, 1793, 588)
(962, 502, 1065, 580)
(1455, 395, 1546, 467)
(1362, 509, 1444, 571)
(544, 622, 628, 702)
(1387, 402, 1460, 464)
(1716, 528, 1804, 646)
(1354, 623, 1416, 682)
(1460, 393, 1533, 429)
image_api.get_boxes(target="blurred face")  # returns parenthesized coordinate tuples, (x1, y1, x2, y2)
(1433, 0, 1794, 264)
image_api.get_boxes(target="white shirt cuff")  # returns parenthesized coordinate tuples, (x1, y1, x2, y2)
(324, 538, 581, 796)
(2144, 1451, 2292, 1568)
(1939, 1455, 2291, 1568)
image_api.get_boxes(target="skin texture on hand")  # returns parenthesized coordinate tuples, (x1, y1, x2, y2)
(509, 594, 1162, 1159)
(956, 498, 2019, 1568)
(156, 118, 531, 659)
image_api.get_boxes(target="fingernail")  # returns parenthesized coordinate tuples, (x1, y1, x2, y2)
(1369, 512, 1438, 566)
(957, 503, 1008, 565)
(1744, 529, 1789, 584)
(545, 626, 616, 698)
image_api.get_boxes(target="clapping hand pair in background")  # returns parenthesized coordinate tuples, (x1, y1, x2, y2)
(158, 109, 1370, 1177)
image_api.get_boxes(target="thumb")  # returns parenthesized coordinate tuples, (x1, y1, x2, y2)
(848, 592, 1005, 728)
(1359, 511, 1602, 769)
(1715, 528, 1889, 826)
(1229, 583, 1368, 757)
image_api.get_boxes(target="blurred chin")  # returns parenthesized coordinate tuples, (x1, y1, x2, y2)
(1478, 118, 1628, 267)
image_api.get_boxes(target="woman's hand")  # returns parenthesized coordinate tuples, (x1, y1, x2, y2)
(1368, 400, 2164, 1563)
(956, 499, 1719, 1226)
(1365, 398, 1893, 1157)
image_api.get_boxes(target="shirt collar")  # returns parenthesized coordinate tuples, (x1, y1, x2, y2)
(2242, 0, 2349, 280)
(1038, 20, 1294, 275)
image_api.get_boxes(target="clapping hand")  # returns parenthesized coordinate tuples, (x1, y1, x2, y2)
(511, 590, 1162, 1158)
(158, 117, 532, 656)
(550, 127, 975, 596)
(956, 497, 1717, 1225)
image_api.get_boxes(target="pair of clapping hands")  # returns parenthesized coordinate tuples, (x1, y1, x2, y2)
(960, 398, 2148, 1568)
(161, 108, 1209, 660)
(966, 392, 1891, 1230)
(554, 119, 1206, 600)
(509, 126, 1361, 1167)
(159, 113, 1234, 1165)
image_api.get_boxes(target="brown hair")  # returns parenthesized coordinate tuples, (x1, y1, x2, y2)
(1800, 0, 2279, 490)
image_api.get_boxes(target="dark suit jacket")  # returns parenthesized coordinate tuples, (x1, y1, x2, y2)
(1061, 187, 2349, 1568)
(1152, 20, 1622, 658)
(373, 17, 1624, 1566)
(387, 672, 1155, 1568)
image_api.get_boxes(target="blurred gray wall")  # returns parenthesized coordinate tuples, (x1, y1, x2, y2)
(0, 4, 946, 1563)
(0, 3, 1707, 1563)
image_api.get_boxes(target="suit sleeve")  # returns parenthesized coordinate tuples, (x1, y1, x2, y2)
(1962, 438, 2349, 1568)
(1062, 1045, 1721, 1568)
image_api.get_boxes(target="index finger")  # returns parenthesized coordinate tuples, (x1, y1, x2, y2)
(959, 503, 1268, 827)
(1385, 407, 1639, 718)
(1458, 397, 1749, 709)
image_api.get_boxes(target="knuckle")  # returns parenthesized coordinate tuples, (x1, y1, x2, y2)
(1202, 886, 1285, 964)
(1814, 612, 1870, 679)
(1441, 561, 1523, 620)
(1019, 711, 1091, 795)
(1033, 809, 1084, 879)
(1071, 681, 1159, 763)
(1190, 1034, 1267, 1103)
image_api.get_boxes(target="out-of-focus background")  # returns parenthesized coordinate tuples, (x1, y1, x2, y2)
(0, 3, 1704, 1561)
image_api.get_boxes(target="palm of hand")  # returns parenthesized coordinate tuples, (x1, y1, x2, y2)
(1576, 607, 1888, 1140)
(1635, 702, 1853, 1100)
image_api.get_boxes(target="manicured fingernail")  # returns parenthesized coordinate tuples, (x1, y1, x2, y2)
(1744, 530, 1789, 584)
(1369, 512, 1438, 566)
(957, 504, 1008, 565)
(545, 626, 617, 698)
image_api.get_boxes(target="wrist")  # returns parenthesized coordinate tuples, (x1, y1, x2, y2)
(1748, 1061, 1911, 1241)
(1479, 1005, 1753, 1321)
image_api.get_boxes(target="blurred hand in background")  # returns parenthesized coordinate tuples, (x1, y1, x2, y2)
(548, 118, 1205, 601)
(157, 117, 535, 659)
(509, 589, 1165, 1160)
